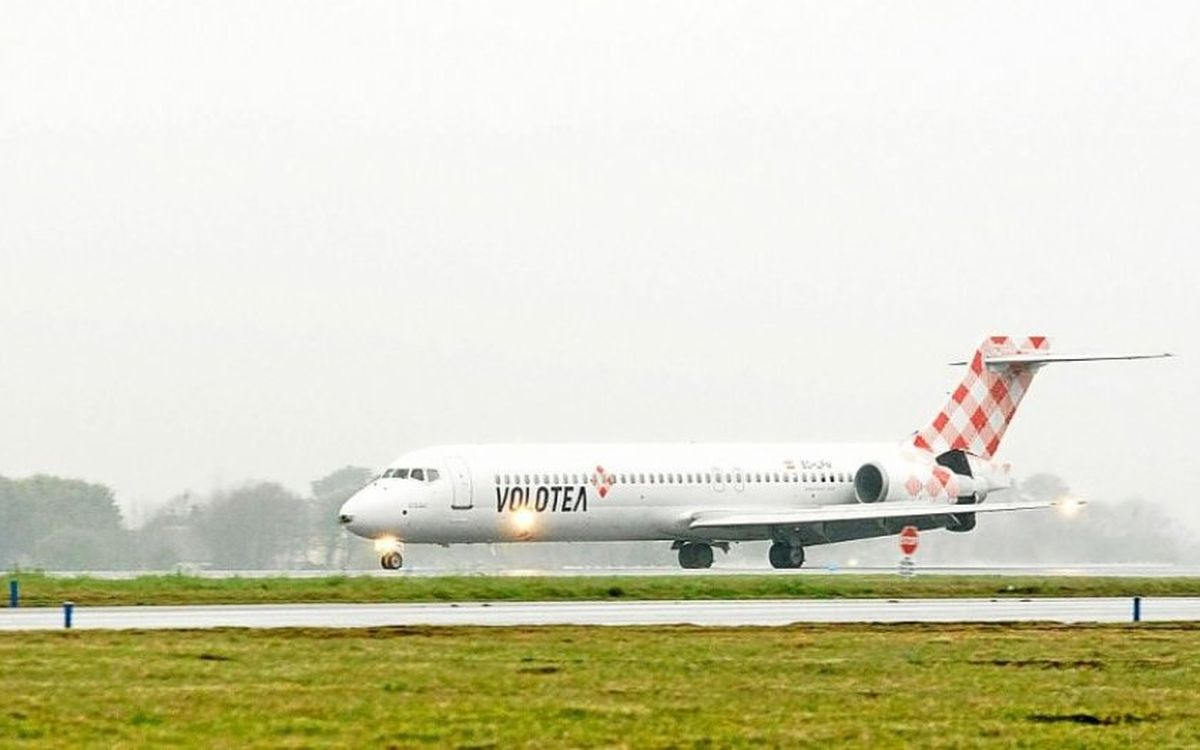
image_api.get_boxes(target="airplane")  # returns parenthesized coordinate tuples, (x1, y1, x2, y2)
(338, 336, 1170, 570)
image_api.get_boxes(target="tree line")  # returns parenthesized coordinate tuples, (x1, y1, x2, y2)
(1, 467, 373, 570)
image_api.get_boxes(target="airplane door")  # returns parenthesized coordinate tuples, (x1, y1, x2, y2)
(447, 456, 473, 510)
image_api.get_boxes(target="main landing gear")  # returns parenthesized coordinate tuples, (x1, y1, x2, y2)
(380, 551, 403, 570)
(768, 541, 805, 569)
(677, 542, 714, 569)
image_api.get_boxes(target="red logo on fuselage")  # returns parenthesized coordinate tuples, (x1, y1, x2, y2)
(590, 465, 615, 498)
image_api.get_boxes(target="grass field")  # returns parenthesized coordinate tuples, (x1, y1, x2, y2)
(2, 624, 1198, 747)
(5, 571, 1200, 607)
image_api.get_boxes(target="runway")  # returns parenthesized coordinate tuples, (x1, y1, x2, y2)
(40, 564, 1200, 579)
(3, 597, 1198, 631)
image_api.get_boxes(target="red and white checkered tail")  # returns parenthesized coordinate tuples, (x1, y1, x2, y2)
(912, 336, 1051, 459)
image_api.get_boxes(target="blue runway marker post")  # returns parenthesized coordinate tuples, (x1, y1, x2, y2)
(7, 579, 16, 608)
(64, 601, 74, 629)
(1132, 596, 1142, 623)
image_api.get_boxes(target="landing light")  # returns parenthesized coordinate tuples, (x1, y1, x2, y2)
(373, 536, 401, 553)
(512, 509, 537, 537)
(1055, 496, 1084, 518)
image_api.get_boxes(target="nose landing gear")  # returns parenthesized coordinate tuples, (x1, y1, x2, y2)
(380, 551, 404, 570)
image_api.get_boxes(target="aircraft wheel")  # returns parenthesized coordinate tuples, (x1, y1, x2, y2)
(769, 542, 804, 569)
(678, 542, 713, 569)
(380, 551, 403, 570)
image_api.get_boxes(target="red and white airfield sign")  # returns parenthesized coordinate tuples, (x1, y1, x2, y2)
(897, 525, 919, 577)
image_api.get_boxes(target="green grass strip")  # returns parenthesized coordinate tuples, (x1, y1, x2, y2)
(2, 624, 1199, 746)
(6, 571, 1200, 606)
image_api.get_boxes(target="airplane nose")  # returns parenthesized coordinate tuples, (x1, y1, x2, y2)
(338, 490, 390, 539)
(338, 497, 360, 529)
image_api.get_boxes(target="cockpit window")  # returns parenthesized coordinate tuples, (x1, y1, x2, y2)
(426, 469, 440, 481)
(395, 468, 409, 479)
(382, 469, 395, 477)
(410, 468, 424, 481)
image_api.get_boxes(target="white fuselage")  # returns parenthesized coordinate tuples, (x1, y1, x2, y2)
(340, 442, 943, 547)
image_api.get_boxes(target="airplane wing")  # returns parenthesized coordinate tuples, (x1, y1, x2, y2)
(688, 498, 1064, 531)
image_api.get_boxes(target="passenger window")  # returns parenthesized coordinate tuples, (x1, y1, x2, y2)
(411, 468, 424, 481)
(523, 474, 530, 485)
(493, 474, 500, 485)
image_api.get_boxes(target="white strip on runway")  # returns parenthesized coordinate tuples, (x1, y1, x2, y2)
(3, 597, 1199, 631)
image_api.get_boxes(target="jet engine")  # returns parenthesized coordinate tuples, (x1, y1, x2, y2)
(852, 460, 988, 504)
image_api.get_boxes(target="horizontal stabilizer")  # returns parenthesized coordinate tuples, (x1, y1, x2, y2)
(689, 498, 1065, 531)
(950, 352, 1173, 366)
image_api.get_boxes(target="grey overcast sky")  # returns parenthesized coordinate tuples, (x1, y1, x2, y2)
(2, 2, 1196, 525)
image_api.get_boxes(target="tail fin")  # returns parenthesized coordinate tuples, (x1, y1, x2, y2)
(912, 336, 1171, 459)
(913, 336, 1050, 459)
